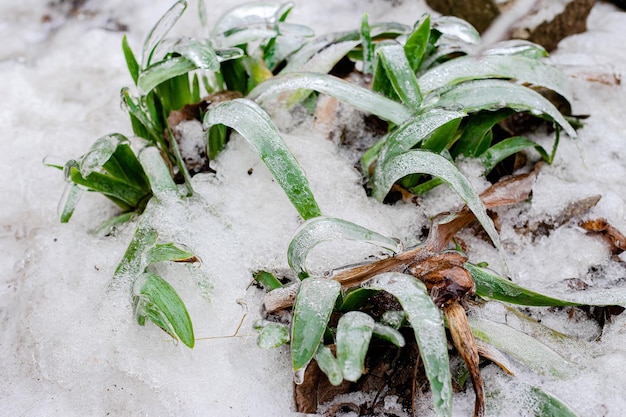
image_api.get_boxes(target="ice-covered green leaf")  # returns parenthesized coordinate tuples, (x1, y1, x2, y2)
(373, 108, 464, 172)
(468, 315, 575, 377)
(336, 311, 375, 382)
(59, 184, 82, 223)
(527, 385, 579, 417)
(373, 149, 501, 252)
(134, 272, 195, 348)
(146, 242, 198, 265)
(211, 2, 281, 37)
(204, 98, 321, 220)
(287, 216, 402, 279)
(376, 43, 423, 109)
(254, 320, 290, 349)
(431, 15, 480, 45)
(366, 272, 452, 417)
(248, 72, 412, 125)
(172, 38, 220, 71)
(372, 322, 405, 347)
(291, 278, 341, 373)
(114, 219, 158, 279)
(315, 344, 343, 386)
(481, 39, 548, 59)
(138, 146, 179, 201)
(142, 0, 187, 67)
(138, 56, 197, 94)
(432, 79, 577, 139)
(417, 55, 572, 103)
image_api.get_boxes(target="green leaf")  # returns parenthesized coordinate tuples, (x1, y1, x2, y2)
(314, 344, 343, 386)
(373, 108, 464, 172)
(527, 385, 579, 417)
(146, 242, 198, 265)
(59, 184, 82, 223)
(138, 56, 197, 94)
(468, 315, 575, 377)
(122, 35, 140, 85)
(376, 43, 423, 110)
(204, 98, 321, 220)
(404, 15, 430, 72)
(134, 272, 195, 348)
(207, 124, 228, 160)
(418, 55, 572, 103)
(431, 15, 480, 45)
(211, 2, 282, 38)
(172, 37, 220, 71)
(248, 72, 412, 125)
(254, 320, 290, 349)
(432, 79, 577, 139)
(336, 311, 375, 381)
(291, 278, 341, 373)
(69, 167, 147, 210)
(365, 272, 452, 417)
(421, 117, 463, 153)
(481, 136, 548, 173)
(372, 322, 406, 347)
(452, 109, 514, 157)
(253, 270, 284, 291)
(287, 216, 402, 279)
(360, 14, 374, 74)
(373, 149, 502, 252)
(120, 88, 162, 144)
(467, 263, 626, 307)
(482, 39, 548, 59)
(114, 220, 158, 279)
(138, 146, 179, 201)
(142, 0, 187, 67)
(339, 288, 379, 312)
(468, 263, 578, 306)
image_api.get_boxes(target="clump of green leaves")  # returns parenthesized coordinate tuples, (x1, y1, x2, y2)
(54, 133, 151, 228)
(249, 13, 577, 200)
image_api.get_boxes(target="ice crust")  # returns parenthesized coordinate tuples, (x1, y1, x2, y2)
(2, 1, 626, 416)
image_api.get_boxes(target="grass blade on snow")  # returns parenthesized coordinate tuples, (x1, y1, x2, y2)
(468, 315, 576, 378)
(134, 272, 195, 348)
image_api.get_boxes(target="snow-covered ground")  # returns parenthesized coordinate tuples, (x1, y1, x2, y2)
(1, 1, 626, 416)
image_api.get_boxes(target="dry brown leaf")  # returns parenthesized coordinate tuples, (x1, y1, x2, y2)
(580, 218, 626, 254)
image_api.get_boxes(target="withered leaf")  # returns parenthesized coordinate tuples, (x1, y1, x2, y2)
(580, 218, 626, 254)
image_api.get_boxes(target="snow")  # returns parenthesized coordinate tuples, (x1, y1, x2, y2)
(2, 0, 626, 416)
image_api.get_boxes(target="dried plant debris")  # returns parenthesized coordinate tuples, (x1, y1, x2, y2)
(516, 194, 602, 239)
(580, 218, 626, 254)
